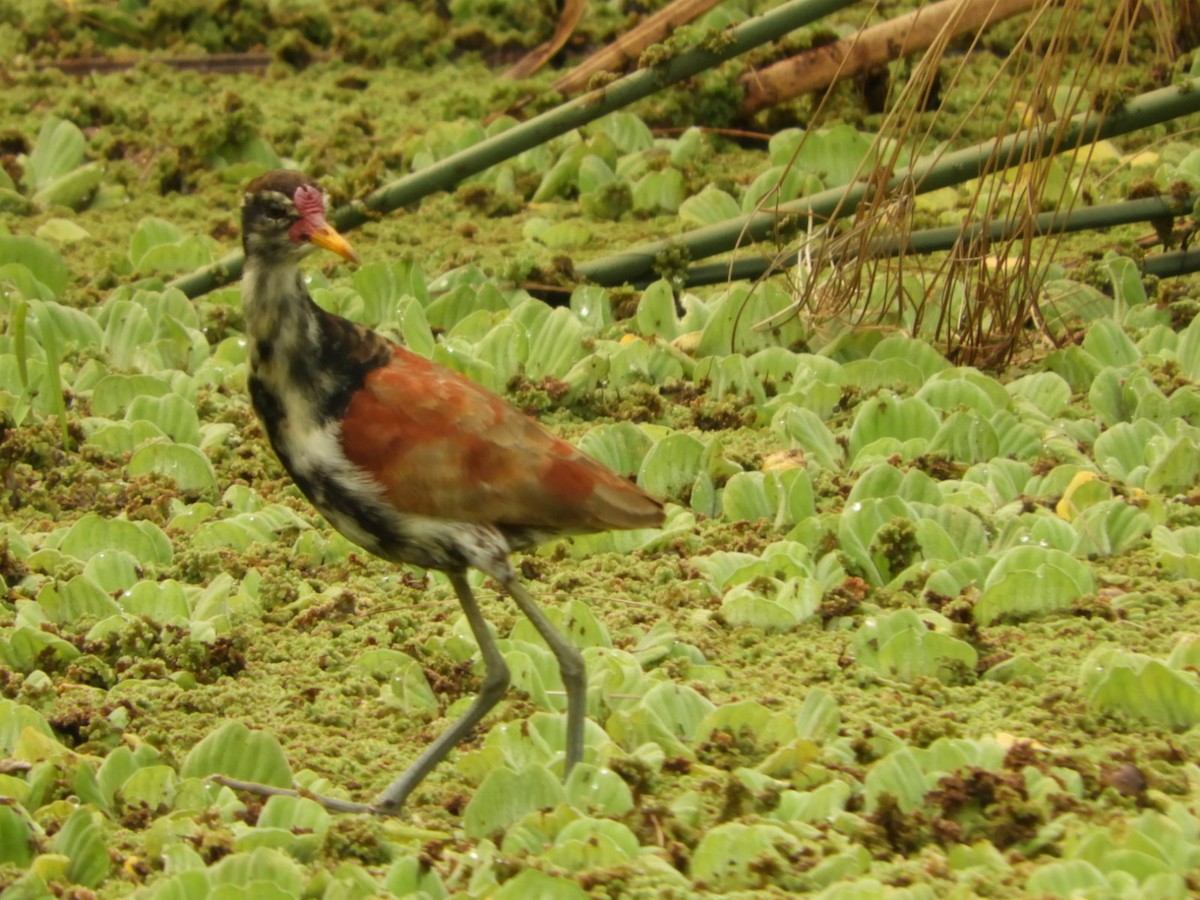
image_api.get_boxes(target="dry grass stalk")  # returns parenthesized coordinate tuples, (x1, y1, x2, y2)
(750, 0, 1182, 367)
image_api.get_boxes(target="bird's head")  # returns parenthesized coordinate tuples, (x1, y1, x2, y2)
(241, 170, 359, 266)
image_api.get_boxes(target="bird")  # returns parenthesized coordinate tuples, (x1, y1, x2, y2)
(238, 169, 665, 813)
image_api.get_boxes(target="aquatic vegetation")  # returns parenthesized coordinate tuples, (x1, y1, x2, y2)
(4, 3, 1200, 897)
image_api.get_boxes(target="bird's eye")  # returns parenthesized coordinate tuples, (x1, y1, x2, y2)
(263, 204, 291, 223)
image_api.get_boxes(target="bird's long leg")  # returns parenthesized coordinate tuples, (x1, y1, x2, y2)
(372, 570, 511, 812)
(502, 574, 586, 774)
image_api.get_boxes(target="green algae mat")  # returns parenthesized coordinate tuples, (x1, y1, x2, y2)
(5, 1, 1200, 898)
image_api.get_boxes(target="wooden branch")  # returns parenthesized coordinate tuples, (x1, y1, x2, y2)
(209, 774, 387, 816)
(551, 0, 726, 96)
(504, 0, 589, 79)
(740, 0, 1042, 113)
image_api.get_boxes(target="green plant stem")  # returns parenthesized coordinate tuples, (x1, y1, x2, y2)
(1143, 248, 1200, 278)
(672, 193, 1198, 288)
(577, 80, 1200, 287)
(168, 0, 858, 299)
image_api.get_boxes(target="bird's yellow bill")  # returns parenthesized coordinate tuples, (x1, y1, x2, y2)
(309, 224, 359, 264)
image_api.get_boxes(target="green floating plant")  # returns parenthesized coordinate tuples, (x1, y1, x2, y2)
(696, 282, 809, 357)
(0, 620, 81, 672)
(575, 421, 655, 480)
(493, 869, 589, 900)
(989, 510, 1077, 555)
(51, 807, 110, 889)
(234, 795, 330, 860)
(593, 111, 655, 154)
(126, 393, 202, 445)
(0, 239, 66, 308)
(349, 649, 438, 714)
(837, 496, 923, 586)
(606, 681, 715, 759)
(117, 765, 179, 813)
(1105, 252, 1150, 310)
(632, 167, 686, 214)
(742, 164, 822, 214)
(690, 822, 812, 892)
(796, 686, 841, 743)
(513, 299, 588, 381)
(1143, 432, 1200, 495)
(720, 574, 821, 633)
(579, 155, 633, 221)
(772, 354, 846, 420)
(463, 765, 566, 840)
(92, 288, 212, 375)
(772, 405, 843, 470)
(973, 545, 1094, 625)
(1070, 499, 1153, 557)
(1007, 371, 1072, 418)
(854, 609, 977, 685)
(563, 764, 635, 817)
(352, 258, 428, 324)
(539, 816, 640, 870)
(1089, 367, 1165, 428)
(21, 117, 105, 212)
(847, 393, 940, 466)
(49, 511, 174, 566)
(1082, 648, 1200, 729)
(1061, 807, 1200, 893)
(1094, 419, 1163, 485)
(191, 506, 308, 552)
(985, 409, 1043, 461)
(1175, 313, 1200, 381)
(769, 780, 854, 824)
(501, 641, 564, 712)
(0, 806, 36, 867)
(129, 217, 214, 275)
(695, 353, 766, 407)
(697, 699, 798, 758)
(773, 124, 901, 190)
(91, 372, 175, 417)
(927, 410, 1001, 465)
(602, 336, 688, 396)
(678, 184, 740, 227)
(92, 742, 163, 812)
(916, 367, 1008, 414)
(181, 721, 293, 789)
(638, 432, 707, 506)
(127, 443, 218, 495)
(721, 468, 814, 528)
(1147, 525, 1200, 580)
(635, 279, 682, 340)
(37, 575, 122, 625)
(864, 747, 930, 814)
(1024, 842, 1190, 898)
(0, 700, 56, 757)
(381, 856, 449, 899)
(461, 713, 608, 785)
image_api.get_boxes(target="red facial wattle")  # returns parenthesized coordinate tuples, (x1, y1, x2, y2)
(289, 184, 359, 263)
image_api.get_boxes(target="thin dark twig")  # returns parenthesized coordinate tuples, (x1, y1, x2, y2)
(208, 774, 388, 816)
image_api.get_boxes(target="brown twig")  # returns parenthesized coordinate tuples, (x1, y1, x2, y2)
(551, 0, 725, 95)
(740, 0, 1041, 113)
(209, 774, 386, 816)
(504, 0, 588, 79)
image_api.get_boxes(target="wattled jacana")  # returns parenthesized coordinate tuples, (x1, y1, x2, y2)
(239, 169, 665, 812)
